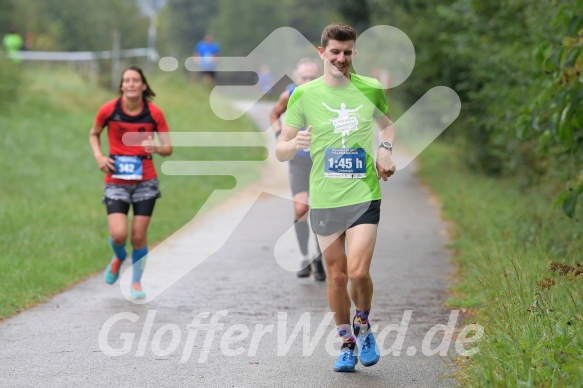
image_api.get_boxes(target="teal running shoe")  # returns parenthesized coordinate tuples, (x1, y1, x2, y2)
(354, 323, 380, 367)
(334, 342, 358, 372)
(104, 257, 122, 284)
(130, 282, 146, 299)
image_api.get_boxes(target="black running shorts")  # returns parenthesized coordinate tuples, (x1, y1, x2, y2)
(310, 200, 381, 236)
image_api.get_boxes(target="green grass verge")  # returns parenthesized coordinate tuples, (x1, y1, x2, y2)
(0, 64, 264, 319)
(416, 141, 583, 387)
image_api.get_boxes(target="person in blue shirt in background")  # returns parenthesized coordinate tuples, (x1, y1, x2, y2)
(258, 64, 274, 97)
(193, 34, 220, 86)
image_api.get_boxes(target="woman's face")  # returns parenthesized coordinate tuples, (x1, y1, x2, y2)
(120, 70, 146, 99)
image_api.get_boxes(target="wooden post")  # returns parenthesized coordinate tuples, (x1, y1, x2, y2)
(146, 15, 157, 71)
(111, 31, 121, 91)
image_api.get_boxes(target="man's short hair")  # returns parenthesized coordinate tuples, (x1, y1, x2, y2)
(295, 57, 320, 70)
(292, 58, 320, 83)
(320, 23, 357, 49)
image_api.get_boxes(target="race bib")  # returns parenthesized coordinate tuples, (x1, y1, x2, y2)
(111, 156, 143, 180)
(324, 148, 366, 178)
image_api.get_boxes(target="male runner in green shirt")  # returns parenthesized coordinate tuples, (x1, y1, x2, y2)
(276, 22, 396, 372)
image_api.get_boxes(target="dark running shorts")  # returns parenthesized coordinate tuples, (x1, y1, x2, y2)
(310, 200, 381, 236)
(105, 198, 157, 216)
(201, 70, 216, 80)
(289, 155, 312, 196)
(102, 178, 161, 216)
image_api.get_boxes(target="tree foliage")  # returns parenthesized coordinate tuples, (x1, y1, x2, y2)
(158, 0, 218, 57)
(349, 0, 583, 219)
(209, 0, 287, 56)
(161, 0, 334, 57)
(9, 0, 148, 51)
(0, 0, 16, 35)
(334, 0, 371, 34)
(525, 1, 583, 217)
(281, 0, 338, 45)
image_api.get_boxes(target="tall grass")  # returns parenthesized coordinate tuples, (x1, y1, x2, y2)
(0, 64, 263, 319)
(0, 57, 23, 109)
(416, 142, 583, 386)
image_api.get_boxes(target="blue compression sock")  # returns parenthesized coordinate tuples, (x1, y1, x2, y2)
(109, 236, 127, 261)
(132, 246, 148, 284)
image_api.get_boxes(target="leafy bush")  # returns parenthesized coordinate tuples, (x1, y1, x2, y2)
(520, 3, 583, 217)
(362, 0, 582, 218)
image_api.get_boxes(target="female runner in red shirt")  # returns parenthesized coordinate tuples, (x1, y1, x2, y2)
(89, 66, 172, 299)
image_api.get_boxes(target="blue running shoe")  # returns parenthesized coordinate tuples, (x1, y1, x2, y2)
(354, 324, 380, 367)
(104, 257, 122, 284)
(334, 342, 358, 372)
(130, 282, 146, 299)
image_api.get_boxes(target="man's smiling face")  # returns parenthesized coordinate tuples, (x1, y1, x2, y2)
(318, 39, 355, 79)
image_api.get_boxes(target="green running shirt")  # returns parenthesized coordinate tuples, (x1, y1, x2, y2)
(284, 74, 389, 209)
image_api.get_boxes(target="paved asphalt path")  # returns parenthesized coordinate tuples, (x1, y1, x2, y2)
(0, 101, 458, 387)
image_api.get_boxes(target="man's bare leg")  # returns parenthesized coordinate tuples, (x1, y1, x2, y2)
(317, 232, 350, 325)
(346, 223, 377, 312)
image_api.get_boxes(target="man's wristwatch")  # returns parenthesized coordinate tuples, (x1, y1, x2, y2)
(379, 141, 393, 152)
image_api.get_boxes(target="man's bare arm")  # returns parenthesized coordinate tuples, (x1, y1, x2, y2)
(275, 123, 311, 162)
(375, 113, 396, 180)
(269, 90, 290, 137)
(375, 114, 395, 145)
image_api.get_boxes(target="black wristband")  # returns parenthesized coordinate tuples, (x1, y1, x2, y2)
(274, 129, 281, 139)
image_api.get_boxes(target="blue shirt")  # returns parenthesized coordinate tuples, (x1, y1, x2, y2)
(287, 84, 310, 159)
(195, 41, 220, 71)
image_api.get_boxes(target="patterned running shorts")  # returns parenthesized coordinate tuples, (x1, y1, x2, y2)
(102, 178, 161, 204)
